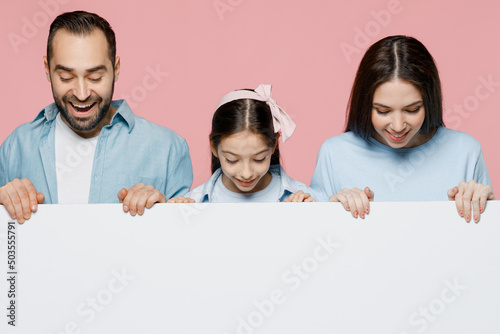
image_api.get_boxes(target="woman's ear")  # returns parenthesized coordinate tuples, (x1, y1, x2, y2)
(210, 141, 218, 158)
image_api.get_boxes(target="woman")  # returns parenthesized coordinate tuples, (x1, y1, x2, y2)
(310, 35, 494, 222)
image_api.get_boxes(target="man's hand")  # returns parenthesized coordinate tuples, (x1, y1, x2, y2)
(117, 183, 166, 216)
(0, 178, 45, 224)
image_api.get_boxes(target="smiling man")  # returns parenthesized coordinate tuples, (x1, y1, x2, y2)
(0, 11, 193, 223)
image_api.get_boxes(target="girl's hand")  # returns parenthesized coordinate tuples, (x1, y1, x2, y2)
(284, 190, 315, 202)
(117, 183, 166, 216)
(447, 180, 495, 223)
(329, 187, 374, 219)
(167, 196, 196, 203)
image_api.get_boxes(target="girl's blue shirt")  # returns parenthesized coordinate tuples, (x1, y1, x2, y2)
(187, 165, 313, 202)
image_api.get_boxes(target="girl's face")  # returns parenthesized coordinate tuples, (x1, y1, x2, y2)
(212, 130, 275, 193)
(371, 79, 430, 149)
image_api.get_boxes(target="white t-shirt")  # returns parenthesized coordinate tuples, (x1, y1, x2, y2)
(212, 173, 282, 202)
(55, 114, 98, 203)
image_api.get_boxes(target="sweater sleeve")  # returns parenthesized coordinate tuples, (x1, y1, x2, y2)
(473, 148, 492, 187)
(310, 140, 337, 202)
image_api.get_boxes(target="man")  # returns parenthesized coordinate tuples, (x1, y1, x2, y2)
(0, 11, 193, 223)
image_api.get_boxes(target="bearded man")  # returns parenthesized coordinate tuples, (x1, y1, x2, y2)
(0, 11, 193, 223)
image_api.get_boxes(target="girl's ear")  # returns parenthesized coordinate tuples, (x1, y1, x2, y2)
(272, 134, 280, 153)
(210, 141, 218, 158)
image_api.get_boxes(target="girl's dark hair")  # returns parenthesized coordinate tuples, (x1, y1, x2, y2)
(47, 11, 116, 66)
(210, 97, 280, 174)
(345, 35, 444, 139)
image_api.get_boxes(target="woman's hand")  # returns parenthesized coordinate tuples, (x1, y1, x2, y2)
(447, 180, 495, 223)
(329, 187, 374, 219)
(167, 196, 196, 203)
(284, 190, 315, 202)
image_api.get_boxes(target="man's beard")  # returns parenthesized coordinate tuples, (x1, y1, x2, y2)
(53, 82, 114, 132)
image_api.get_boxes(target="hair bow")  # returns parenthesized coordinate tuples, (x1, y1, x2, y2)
(253, 84, 296, 142)
(214, 84, 296, 142)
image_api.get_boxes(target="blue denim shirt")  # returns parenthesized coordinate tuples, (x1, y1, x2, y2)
(0, 100, 193, 203)
(186, 165, 313, 202)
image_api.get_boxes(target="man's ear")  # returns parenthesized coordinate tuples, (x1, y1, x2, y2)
(114, 56, 120, 82)
(43, 56, 51, 82)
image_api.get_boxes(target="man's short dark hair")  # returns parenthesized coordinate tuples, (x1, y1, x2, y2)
(47, 11, 116, 65)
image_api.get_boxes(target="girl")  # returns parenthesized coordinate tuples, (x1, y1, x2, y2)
(169, 84, 313, 203)
(311, 35, 495, 222)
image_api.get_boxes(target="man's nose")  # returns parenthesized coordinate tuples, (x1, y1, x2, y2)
(72, 79, 92, 102)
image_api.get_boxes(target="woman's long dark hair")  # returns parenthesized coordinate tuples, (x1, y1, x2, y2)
(210, 98, 280, 174)
(345, 35, 444, 139)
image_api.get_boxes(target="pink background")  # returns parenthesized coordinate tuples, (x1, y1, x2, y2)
(1, 0, 499, 192)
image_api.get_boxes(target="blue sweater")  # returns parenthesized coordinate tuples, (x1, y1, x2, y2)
(310, 127, 491, 202)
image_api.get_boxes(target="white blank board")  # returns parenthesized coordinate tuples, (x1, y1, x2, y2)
(1, 201, 499, 333)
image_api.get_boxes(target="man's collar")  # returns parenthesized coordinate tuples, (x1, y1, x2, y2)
(32, 103, 58, 122)
(109, 100, 136, 133)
